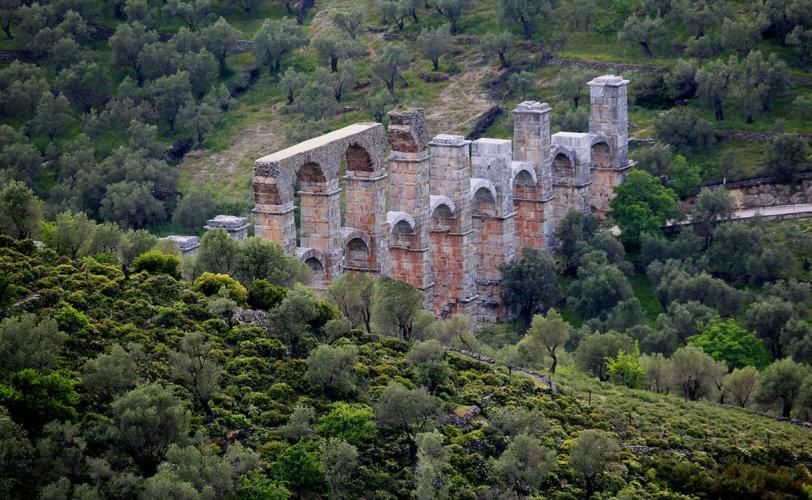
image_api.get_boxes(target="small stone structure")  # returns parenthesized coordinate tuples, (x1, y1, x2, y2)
(252, 75, 631, 319)
(161, 235, 200, 257)
(204, 215, 251, 241)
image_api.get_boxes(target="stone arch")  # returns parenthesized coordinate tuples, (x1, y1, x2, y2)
(471, 179, 497, 217)
(470, 178, 497, 204)
(345, 238, 370, 268)
(295, 247, 327, 288)
(511, 163, 537, 188)
(553, 151, 575, 181)
(298, 161, 327, 189)
(430, 195, 456, 218)
(341, 227, 372, 269)
(387, 211, 415, 234)
(591, 141, 611, 169)
(345, 143, 374, 172)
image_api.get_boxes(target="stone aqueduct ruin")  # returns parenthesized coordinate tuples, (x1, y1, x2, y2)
(253, 75, 630, 321)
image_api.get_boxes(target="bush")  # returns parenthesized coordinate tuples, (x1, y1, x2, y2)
(192, 272, 248, 304)
(132, 250, 181, 279)
(248, 279, 287, 310)
(654, 108, 715, 153)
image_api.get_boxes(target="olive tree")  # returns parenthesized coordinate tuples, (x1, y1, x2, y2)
(417, 24, 452, 71)
(569, 429, 620, 499)
(168, 332, 222, 422)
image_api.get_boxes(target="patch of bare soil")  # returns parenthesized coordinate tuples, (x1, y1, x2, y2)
(179, 117, 285, 192)
(423, 59, 499, 136)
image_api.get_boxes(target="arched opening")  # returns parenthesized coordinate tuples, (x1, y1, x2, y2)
(473, 187, 496, 217)
(305, 256, 325, 287)
(345, 237, 370, 268)
(432, 203, 454, 231)
(345, 144, 374, 172)
(299, 162, 326, 186)
(394, 220, 414, 234)
(554, 153, 574, 181)
(295, 162, 328, 248)
(514, 170, 535, 187)
(592, 142, 611, 169)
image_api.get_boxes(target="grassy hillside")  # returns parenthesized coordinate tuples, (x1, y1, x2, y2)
(0, 238, 810, 498)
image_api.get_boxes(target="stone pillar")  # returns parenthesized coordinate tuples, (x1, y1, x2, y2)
(512, 101, 555, 250)
(344, 169, 389, 274)
(471, 138, 516, 322)
(387, 110, 433, 307)
(298, 173, 342, 281)
(253, 176, 296, 253)
(429, 134, 477, 318)
(552, 132, 593, 221)
(588, 75, 631, 216)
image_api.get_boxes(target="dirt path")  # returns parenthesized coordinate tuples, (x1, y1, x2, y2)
(446, 347, 559, 393)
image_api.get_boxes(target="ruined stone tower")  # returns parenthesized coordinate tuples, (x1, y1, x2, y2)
(587, 75, 631, 216)
(512, 101, 555, 251)
(429, 134, 478, 318)
(252, 74, 630, 319)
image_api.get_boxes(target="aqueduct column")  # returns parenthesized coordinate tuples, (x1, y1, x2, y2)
(588, 75, 631, 216)
(512, 101, 556, 251)
(551, 132, 593, 221)
(387, 110, 434, 306)
(471, 138, 516, 321)
(429, 134, 478, 318)
(343, 141, 389, 275)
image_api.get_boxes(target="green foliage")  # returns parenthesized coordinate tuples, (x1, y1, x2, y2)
(608, 169, 678, 247)
(576, 331, 635, 381)
(417, 24, 452, 71)
(499, 247, 561, 326)
(111, 383, 191, 474)
(371, 276, 424, 341)
(494, 433, 556, 495)
(248, 279, 287, 311)
(607, 342, 646, 389)
(192, 272, 248, 303)
(654, 108, 716, 154)
(670, 345, 725, 402)
(271, 443, 322, 493)
(689, 320, 771, 370)
(569, 429, 620, 498)
(252, 18, 308, 75)
(133, 250, 182, 279)
(0, 180, 41, 240)
(0, 314, 66, 374)
(764, 134, 808, 181)
(316, 402, 376, 446)
(305, 344, 358, 398)
(755, 358, 809, 418)
(0, 369, 78, 431)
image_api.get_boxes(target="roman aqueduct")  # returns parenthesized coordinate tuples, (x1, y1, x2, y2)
(252, 75, 631, 320)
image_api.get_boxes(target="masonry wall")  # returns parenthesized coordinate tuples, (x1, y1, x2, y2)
(252, 75, 630, 322)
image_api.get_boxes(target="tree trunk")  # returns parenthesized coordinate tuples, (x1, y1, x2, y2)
(330, 57, 338, 72)
(202, 399, 214, 423)
(432, 58, 439, 71)
(1, 23, 12, 40)
(573, 96, 580, 109)
(386, 78, 395, 94)
(498, 51, 507, 68)
(782, 399, 793, 418)
(549, 353, 558, 374)
(411, 9, 418, 22)
(287, 90, 295, 104)
(585, 476, 597, 499)
(641, 41, 654, 58)
(714, 99, 724, 121)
